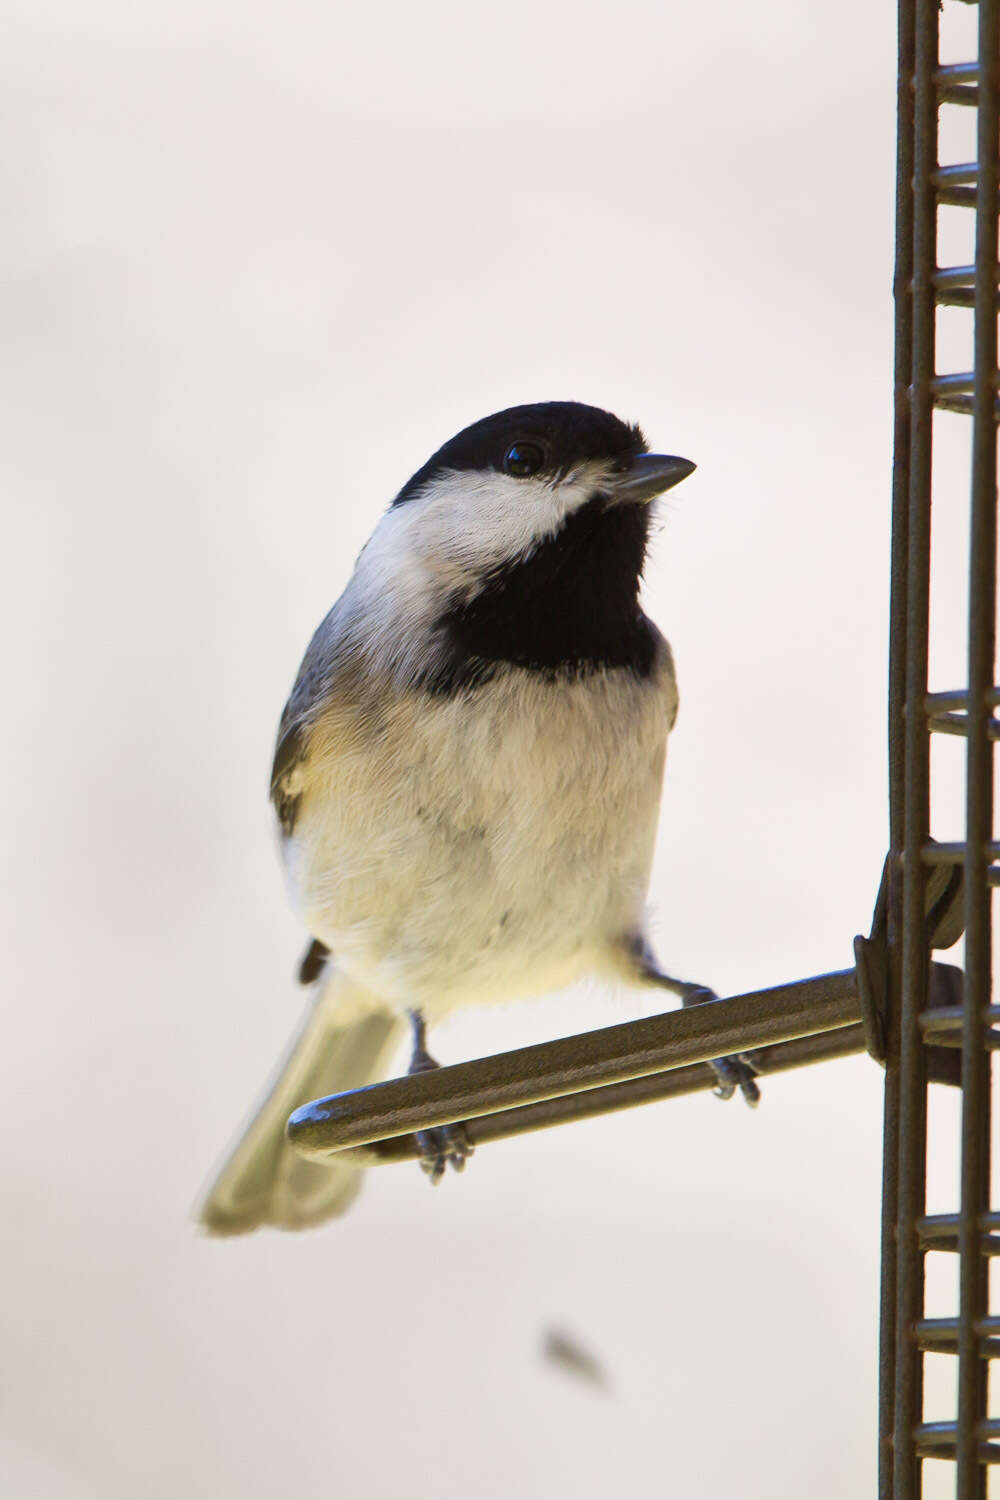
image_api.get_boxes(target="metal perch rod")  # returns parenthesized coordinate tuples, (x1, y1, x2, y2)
(287, 968, 864, 1165)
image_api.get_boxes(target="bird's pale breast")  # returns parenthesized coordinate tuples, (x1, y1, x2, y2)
(285, 655, 676, 1017)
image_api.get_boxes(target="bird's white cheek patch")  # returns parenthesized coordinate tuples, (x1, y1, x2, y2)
(395, 469, 602, 583)
(348, 461, 621, 654)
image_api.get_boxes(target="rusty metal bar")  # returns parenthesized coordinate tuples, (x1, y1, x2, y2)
(956, 0, 999, 1490)
(287, 970, 861, 1160)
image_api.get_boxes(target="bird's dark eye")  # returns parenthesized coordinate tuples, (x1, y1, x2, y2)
(503, 441, 545, 478)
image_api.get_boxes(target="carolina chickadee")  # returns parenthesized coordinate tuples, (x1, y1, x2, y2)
(200, 401, 758, 1235)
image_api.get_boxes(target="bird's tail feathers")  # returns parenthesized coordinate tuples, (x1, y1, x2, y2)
(198, 969, 404, 1235)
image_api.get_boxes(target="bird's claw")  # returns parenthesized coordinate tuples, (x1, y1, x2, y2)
(709, 1052, 761, 1106)
(671, 983, 761, 1108)
(415, 1122, 474, 1184)
(407, 1011, 476, 1183)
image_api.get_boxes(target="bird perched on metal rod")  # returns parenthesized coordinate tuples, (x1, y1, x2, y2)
(200, 400, 758, 1235)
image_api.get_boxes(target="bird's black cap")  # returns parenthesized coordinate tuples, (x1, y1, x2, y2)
(393, 401, 648, 506)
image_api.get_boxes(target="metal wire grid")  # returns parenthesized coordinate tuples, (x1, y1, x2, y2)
(285, 4, 1000, 1493)
(881, 0, 999, 1494)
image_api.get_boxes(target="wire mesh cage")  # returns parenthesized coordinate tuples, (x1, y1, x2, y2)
(285, 1, 999, 1494)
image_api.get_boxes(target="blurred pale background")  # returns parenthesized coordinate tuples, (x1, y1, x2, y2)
(1, 2, 985, 1497)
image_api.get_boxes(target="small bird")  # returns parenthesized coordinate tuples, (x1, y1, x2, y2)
(200, 401, 758, 1235)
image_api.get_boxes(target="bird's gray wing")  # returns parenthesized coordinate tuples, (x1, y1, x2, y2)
(270, 602, 351, 837)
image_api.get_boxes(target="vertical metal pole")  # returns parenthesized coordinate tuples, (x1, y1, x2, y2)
(893, 0, 938, 1493)
(880, 0, 916, 1489)
(956, 1, 999, 1492)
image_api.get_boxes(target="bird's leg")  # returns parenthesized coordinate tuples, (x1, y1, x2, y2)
(406, 1010, 475, 1184)
(627, 941, 760, 1106)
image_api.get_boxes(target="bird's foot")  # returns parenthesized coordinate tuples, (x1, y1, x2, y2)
(706, 1049, 761, 1105)
(676, 984, 761, 1106)
(407, 1010, 475, 1184)
(630, 950, 762, 1108)
(414, 1120, 474, 1184)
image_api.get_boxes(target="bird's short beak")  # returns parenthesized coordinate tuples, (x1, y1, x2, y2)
(607, 453, 696, 506)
